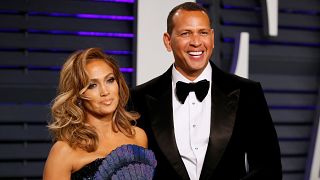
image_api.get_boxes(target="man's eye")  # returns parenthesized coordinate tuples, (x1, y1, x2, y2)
(181, 32, 190, 36)
(200, 31, 209, 35)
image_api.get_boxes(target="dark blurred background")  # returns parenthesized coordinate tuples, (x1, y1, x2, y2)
(0, 0, 319, 179)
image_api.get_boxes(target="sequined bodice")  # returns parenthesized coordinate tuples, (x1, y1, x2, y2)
(71, 144, 157, 180)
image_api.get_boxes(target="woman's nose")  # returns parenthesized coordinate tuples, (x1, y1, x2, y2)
(100, 86, 109, 96)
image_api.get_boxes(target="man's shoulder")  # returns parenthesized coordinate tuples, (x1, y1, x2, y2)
(133, 77, 171, 102)
(132, 67, 172, 94)
(212, 64, 261, 91)
(135, 75, 164, 90)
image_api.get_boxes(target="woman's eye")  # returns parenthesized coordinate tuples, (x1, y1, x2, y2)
(107, 77, 115, 83)
(88, 83, 96, 89)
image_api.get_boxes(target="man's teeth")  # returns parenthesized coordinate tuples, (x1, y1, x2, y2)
(188, 51, 203, 56)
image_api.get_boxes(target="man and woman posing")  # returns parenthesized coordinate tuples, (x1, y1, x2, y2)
(44, 2, 282, 180)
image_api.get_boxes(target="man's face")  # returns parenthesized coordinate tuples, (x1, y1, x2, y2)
(163, 10, 214, 80)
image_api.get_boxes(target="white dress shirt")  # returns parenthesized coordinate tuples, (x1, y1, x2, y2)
(172, 63, 212, 180)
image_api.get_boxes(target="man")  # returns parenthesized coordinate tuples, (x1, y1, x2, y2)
(130, 2, 282, 180)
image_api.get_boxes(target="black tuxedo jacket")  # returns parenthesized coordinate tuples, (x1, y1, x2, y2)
(130, 62, 282, 180)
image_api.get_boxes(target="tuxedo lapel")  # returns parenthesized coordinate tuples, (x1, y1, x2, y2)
(200, 63, 240, 180)
(144, 68, 189, 179)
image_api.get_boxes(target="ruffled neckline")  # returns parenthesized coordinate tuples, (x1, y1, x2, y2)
(94, 144, 157, 179)
(71, 144, 156, 179)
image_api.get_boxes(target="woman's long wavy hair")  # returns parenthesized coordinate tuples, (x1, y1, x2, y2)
(48, 48, 140, 152)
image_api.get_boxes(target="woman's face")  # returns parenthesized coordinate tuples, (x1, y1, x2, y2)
(82, 59, 119, 120)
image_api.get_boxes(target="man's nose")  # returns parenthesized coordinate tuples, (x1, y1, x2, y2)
(189, 34, 201, 46)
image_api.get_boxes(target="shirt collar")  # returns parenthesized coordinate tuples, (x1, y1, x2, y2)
(172, 62, 212, 86)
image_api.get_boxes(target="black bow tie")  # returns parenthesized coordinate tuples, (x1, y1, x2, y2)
(175, 79, 210, 104)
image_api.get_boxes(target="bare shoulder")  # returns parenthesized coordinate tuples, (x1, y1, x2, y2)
(48, 141, 75, 161)
(51, 141, 73, 154)
(43, 141, 75, 180)
(133, 126, 148, 148)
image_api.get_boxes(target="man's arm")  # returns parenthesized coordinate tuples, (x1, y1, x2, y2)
(242, 82, 282, 180)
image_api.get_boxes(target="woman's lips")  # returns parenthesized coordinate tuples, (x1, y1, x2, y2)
(100, 99, 113, 105)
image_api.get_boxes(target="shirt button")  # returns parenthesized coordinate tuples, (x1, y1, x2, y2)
(192, 102, 195, 105)
(195, 147, 198, 150)
(193, 124, 196, 128)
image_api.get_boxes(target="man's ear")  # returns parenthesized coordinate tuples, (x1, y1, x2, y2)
(163, 32, 172, 52)
(211, 29, 215, 49)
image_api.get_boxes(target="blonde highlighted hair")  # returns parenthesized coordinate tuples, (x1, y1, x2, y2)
(48, 48, 139, 152)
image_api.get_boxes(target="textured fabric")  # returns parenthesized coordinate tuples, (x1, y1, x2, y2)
(71, 144, 157, 180)
(71, 158, 104, 180)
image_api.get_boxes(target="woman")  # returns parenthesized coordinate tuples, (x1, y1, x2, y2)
(43, 48, 156, 179)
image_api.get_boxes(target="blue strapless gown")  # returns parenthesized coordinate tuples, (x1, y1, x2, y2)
(71, 144, 157, 180)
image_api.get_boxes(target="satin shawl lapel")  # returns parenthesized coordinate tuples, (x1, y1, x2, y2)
(145, 68, 189, 179)
(200, 63, 240, 180)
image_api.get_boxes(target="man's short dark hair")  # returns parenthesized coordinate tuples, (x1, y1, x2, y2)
(167, 2, 212, 35)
